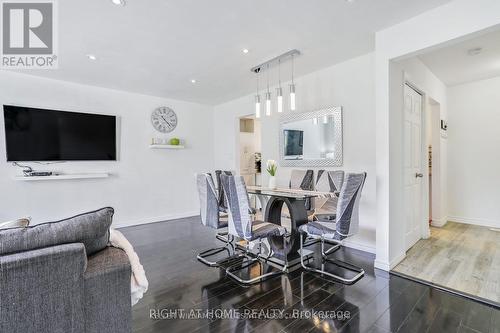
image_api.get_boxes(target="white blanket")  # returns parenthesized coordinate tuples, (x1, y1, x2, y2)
(108, 229, 149, 306)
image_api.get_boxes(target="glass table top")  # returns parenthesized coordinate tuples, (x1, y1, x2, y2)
(246, 185, 331, 199)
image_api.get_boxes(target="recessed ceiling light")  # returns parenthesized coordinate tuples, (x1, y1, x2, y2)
(467, 47, 482, 56)
(345, 0, 355, 2)
(242, 49, 249, 54)
(87, 54, 97, 61)
(191, 79, 197, 84)
(111, 0, 125, 6)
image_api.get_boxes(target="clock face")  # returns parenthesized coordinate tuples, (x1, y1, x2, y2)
(151, 107, 177, 133)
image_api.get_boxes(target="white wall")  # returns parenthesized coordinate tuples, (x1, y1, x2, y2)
(375, 0, 500, 271)
(447, 76, 500, 228)
(214, 53, 377, 253)
(0, 71, 214, 226)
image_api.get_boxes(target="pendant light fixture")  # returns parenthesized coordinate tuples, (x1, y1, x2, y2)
(255, 70, 261, 118)
(250, 49, 300, 117)
(265, 64, 271, 116)
(276, 59, 283, 113)
(290, 54, 296, 111)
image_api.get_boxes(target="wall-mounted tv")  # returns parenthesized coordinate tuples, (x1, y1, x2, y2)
(3, 105, 117, 162)
(283, 129, 303, 159)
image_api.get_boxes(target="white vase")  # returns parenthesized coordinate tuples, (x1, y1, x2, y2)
(268, 176, 277, 189)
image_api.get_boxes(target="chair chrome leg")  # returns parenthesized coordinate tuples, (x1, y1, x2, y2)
(197, 247, 232, 267)
(215, 231, 230, 243)
(225, 236, 287, 285)
(225, 258, 285, 285)
(299, 233, 364, 285)
(322, 238, 341, 258)
(197, 233, 240, 267)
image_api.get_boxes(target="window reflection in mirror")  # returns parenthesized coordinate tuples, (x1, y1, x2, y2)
(279, 108, 342, 167)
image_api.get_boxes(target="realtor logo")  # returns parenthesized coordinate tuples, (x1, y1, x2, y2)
(1, 0, 58, 68)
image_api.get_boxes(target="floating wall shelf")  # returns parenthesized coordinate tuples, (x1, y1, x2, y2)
(149, 144, 185, 149)
(14, 173, 110, 181)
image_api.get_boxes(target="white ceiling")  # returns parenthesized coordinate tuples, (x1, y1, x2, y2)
(418, 28, 500, 86)
(11, 0, 452, 105)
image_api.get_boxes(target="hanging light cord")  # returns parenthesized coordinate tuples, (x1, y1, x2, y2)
(266, 64, 270, 93)
(278, 59, 282, 87)
(256, 70, 259, 94)
(291, 54, 295, 84)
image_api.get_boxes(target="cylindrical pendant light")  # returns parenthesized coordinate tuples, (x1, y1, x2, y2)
(255, 95, 261, 118)
(313, 117, 318, 125)
(277, 59, 283, 113)
(266, 64, 271, 116)
(323, 115, 328, 124)
(277, 88, 283, 113)
(255, 71, 261, 118)
(265, 92, 271, 116)
(290, 54, 296, 111)
(290, 85, 296, 111)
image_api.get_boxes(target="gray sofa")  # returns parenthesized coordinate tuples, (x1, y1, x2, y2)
(0, 207, 132, 333)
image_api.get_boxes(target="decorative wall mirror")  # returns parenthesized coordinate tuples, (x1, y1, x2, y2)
(279, 107, 343, 167)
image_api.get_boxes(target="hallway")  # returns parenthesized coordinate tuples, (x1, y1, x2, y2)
(393, 222, 500, 305)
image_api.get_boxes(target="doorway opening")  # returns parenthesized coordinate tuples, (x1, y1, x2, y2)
(238, 115, 262, 208)
(391, 28, 500, 306)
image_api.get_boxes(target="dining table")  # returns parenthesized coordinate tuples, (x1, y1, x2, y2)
(246, 185, 338, 271)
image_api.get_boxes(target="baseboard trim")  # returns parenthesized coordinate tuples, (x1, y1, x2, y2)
(113, 211, 199, 229)
(374, 260, 390, 271)
(343, 240, 376, 254)
(431, 218, 447, 227)
(448, 215, 500, 229)
(375, 251, 406, 272)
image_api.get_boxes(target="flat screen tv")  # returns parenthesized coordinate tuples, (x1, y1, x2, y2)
(283, 129, 303, 159)
(3, 105, 117, 161)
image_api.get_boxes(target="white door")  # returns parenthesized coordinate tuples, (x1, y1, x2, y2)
(404, 84, 424, 250)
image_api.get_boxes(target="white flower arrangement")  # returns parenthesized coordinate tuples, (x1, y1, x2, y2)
(266, 159, 277, 176)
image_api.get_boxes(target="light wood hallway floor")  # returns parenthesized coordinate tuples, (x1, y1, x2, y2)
(393, 221, 500, 305)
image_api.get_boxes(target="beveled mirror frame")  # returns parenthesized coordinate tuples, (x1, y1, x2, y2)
(279, 107, 343, 167)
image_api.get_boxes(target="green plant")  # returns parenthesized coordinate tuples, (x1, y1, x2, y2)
(266, 160, 277, 176)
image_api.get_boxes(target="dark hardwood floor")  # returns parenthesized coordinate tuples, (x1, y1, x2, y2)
(120, 216, 500, 333)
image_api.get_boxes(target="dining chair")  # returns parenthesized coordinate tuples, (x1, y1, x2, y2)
(195, 173, 237, 267)
(289, 169, 315, 193)
(220, 174, 288, 284)
(299, 172, 367, 284)
(282, 169, 315, 220)
(313, 170, 345, 222)
(216, 170, 257, 216)
(215, 170, 233, 213)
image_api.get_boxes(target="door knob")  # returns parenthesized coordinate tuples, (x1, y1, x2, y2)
(415, 173, 424, 178)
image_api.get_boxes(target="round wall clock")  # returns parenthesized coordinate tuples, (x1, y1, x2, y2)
(151, 106, 177, 133)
